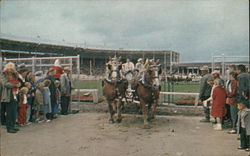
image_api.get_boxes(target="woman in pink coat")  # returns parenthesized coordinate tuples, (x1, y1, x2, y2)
(211, 78, 227, 130)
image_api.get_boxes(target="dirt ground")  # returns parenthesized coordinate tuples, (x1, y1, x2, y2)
(0, 113, 248, 156)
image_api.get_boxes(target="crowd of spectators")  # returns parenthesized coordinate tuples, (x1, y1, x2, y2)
(0, 60, 72, 133)
(199, 64, 250, 154)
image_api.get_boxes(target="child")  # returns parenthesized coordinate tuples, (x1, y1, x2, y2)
(237, 102, 250, 151)
(26, 74, 36, 122)
(211, 78, 227, 130)
(43, 79, 52, 121)
(24, 82, 33, 125)
(34, 82, 44, 122)
(54, 80, 61, 116)
(17, 87, 29, 126)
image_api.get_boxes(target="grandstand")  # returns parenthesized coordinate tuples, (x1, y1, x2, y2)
(0, 38, 180, 75)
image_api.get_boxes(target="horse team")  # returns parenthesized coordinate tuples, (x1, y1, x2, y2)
(102, 56, 162, 129)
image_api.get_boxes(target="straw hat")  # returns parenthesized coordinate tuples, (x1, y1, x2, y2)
(200, 65, 209, 71)
(137, 58, 143, 62)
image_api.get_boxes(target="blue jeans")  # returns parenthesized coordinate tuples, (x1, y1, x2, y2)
(230, 105, 238, 130)
(53, 103, 58, 114)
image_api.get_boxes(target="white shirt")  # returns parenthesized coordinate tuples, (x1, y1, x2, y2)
(123, 62, 134, 72)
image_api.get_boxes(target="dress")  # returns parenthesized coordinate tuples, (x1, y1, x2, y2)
(211, 87, 227, 118)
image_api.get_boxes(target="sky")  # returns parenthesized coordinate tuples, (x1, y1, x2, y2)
(0, 0, 249, 62)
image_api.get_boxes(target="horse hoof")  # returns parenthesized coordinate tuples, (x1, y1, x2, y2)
(147, 118, 155, 122)
(143, 125, 151, 129)
(109, 119, 115, 124)
(116, 118, 122, 123)
(147, 117, 152, 122)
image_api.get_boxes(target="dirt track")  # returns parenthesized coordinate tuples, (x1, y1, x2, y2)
(0, 113, 248, 156)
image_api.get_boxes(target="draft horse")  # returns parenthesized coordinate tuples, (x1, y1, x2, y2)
(102, 56, 127, 123)
(136, 59, 162, 128)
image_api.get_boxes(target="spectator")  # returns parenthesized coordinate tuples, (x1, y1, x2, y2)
(225, 65, 237, 80)
(54, 80, 61, 116)
(199, 65, 212, 122)
(17, 87, 29, 126)
(237, 102, 250, 151)
(0, 79, 3, 122)
(1, 62, 20, 133)
(212, 70, 229, 124)
(226, 72, 238, 134)
(236, 65, 250, 108)
(212, 70, 224, 85)
(203, 76, 215, 103)
(45, 68, 57, 118)
(51, 59, 63, 80)
(26, 74, 36, 122)
(35, 71, 44, 83)
(60, 67, 72, 115)
(42, 79, 52, 121)
(211, 78, 227, 130)
(34, 82, 47, 122)
(24, 82, 33, 124)
(17, 66, 29, 88)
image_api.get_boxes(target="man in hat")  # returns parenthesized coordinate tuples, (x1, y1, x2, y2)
(135, 58, 144, 71)
(60, 67, 72, 115)
(199, 65, 212, 122)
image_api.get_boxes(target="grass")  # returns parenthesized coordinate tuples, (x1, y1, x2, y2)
(73, 80, 200, 98)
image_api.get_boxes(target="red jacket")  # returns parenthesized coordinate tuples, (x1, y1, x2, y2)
(226, 80, 237, 105)
(51, 66, 63, 79)
(211, 87, 227, 118)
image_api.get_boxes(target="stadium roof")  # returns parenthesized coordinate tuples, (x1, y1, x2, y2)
(0, 38, 179, 58)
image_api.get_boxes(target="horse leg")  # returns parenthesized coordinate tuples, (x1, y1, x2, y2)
(140, 100, 150, 129)
(151, 98, 159, 120)
(108, 100, 115, 124)
(147, 102, 153, 121)
(116, 99, 122, 123)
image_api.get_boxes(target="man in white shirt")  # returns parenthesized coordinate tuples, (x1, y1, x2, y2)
(123, 58, 134, 74)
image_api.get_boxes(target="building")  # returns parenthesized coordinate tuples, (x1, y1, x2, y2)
(0, 38, 180, 75)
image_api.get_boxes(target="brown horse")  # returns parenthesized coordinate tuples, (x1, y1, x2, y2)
(136, 59, 162, 128)
(102, 57, 127, 123)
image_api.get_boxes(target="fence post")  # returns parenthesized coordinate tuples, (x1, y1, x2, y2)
(32, 56, 35, 74)
(0, 52, 2, 73)
(222, 54, 225, 79)
(195, 95, 199, 107)
(171, 81, 174, 103)
(168, 80, 170, 105)
(77, 55, 81, 107)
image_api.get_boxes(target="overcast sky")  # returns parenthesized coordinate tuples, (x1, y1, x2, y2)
(0, 0, 249, 62)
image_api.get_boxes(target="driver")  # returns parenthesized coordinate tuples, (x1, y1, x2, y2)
(122, 58, 134, 75)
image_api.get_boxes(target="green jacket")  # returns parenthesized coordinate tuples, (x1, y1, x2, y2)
(0, 72, 17, 103)
(199, 73, 212, 100)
